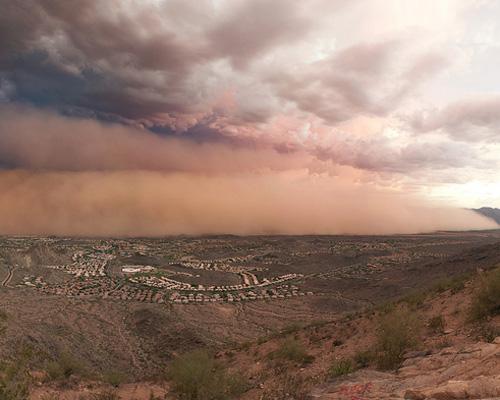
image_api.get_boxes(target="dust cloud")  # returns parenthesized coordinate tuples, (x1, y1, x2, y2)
(0, 170, 495, 236)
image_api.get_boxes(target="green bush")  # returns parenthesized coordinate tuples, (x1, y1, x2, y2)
(45, 353, 84, 381)
(270, 338, 314, 365)
(168, 349, 247, 400)
(0, 355, 30, 400)
(328, 359, 354, 377)
(103, 371, 127, 388)
(91, 389, 119, 400)
(0, 372, 29, 400)
(266, 373, 309, 400)
(432, 275, 467, 294)
(428, 315, 445, 334)
(375, 307, 420, 370)
(401, 291, 427, 309)
(353, 350, 374, 368)
(476, 322, 500, 343)
(0, 309, 7, 336)
(469, 267, 500, 321)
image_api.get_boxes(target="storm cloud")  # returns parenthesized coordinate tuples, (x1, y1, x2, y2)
(0, 0, 499, 234)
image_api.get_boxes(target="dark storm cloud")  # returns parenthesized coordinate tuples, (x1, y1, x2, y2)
(0, 105, 489, 176)
(0, 0, 487, 181)
(0, 0, 319, 125)
(0, 105, 310, 173)
(0, 0, 204, 121)
(0, 0, 446, 129)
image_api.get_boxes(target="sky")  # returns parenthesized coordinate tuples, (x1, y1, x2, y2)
(0, 0, 499, 235)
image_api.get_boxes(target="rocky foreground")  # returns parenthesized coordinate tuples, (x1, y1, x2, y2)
(311, 338, 500, 399)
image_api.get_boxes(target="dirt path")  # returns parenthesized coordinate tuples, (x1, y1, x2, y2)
(2, 266, 14, 287)
(116, 317, 141, 371)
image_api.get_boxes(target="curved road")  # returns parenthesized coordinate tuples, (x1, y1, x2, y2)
(1, 266, 14, 287)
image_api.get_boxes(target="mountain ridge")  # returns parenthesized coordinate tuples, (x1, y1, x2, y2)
(474, 207, 500, 225)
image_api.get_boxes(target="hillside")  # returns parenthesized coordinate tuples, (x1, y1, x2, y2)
(1, 235, 500, 399)
(10, 254, 500, 399)
(474, 207, 500, 225)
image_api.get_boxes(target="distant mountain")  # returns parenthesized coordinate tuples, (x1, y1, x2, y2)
(474, 207, 500, 225)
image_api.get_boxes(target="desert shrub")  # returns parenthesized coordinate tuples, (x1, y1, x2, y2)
(475, 322, 500, 343)
(433, 338, 452, 350)
(262, 373, 309, 400)
(308, 319, 329, 329)
(432, 274, 468, 294)
(45, 353, 84, 381)
(0, 374, 29, 400)
(0, 340, 38, 400)
(102, 371, 127, 387)
(428, 315, 445, 334)
(469, 267, 500, 321)
(375, 307, 421, 370)
(0, 309, 7, 335)
(374, 301, 396, 315)
(0, 367, 29, 400)
(353, 350, 374, 368)
(401, 291, 427, 309)
(40, 394, 61, 400)
(168, 349, 247, 400)
(279, 323, 303, 336)
(0, 355, 30, 400)
(237, 341, 251, 352)
(328, 359, 354, 377)
(90, 389, 119, 400)
(270, 338, 314, 365)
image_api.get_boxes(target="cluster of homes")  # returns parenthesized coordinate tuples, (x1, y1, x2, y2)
(169, 285, 313, 304)
(128, 275, 192, 290)
(39, 278, 166, 303)
(37, 276, 313, 305)
(46, 250, 114, 278)
(172, 258, 265, 273)
(129, 272, 302, 293)
(24, 245, 313, 305)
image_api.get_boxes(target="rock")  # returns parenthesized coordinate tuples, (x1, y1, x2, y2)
(404, 350, 431, 359)
(404, 389, 426, 399)
(493, 336, 500, 344)
(424, 380, 468, 399)
(309, 340, 500, 399)
(467, 376, 500, 397)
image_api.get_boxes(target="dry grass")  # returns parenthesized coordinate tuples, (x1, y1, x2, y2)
(469, 267, 500, 321)
(328, 359, 354, 378)
(168, 349, 247, 400)
(269, 337, 314, 365)
(428, 315, 445, 334)
(375, 306, 421, 370)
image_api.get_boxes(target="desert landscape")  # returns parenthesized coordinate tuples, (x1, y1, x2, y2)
(1, 229, 500, 399)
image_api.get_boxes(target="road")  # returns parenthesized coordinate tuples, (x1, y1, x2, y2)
(1, 266, 14, 287)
